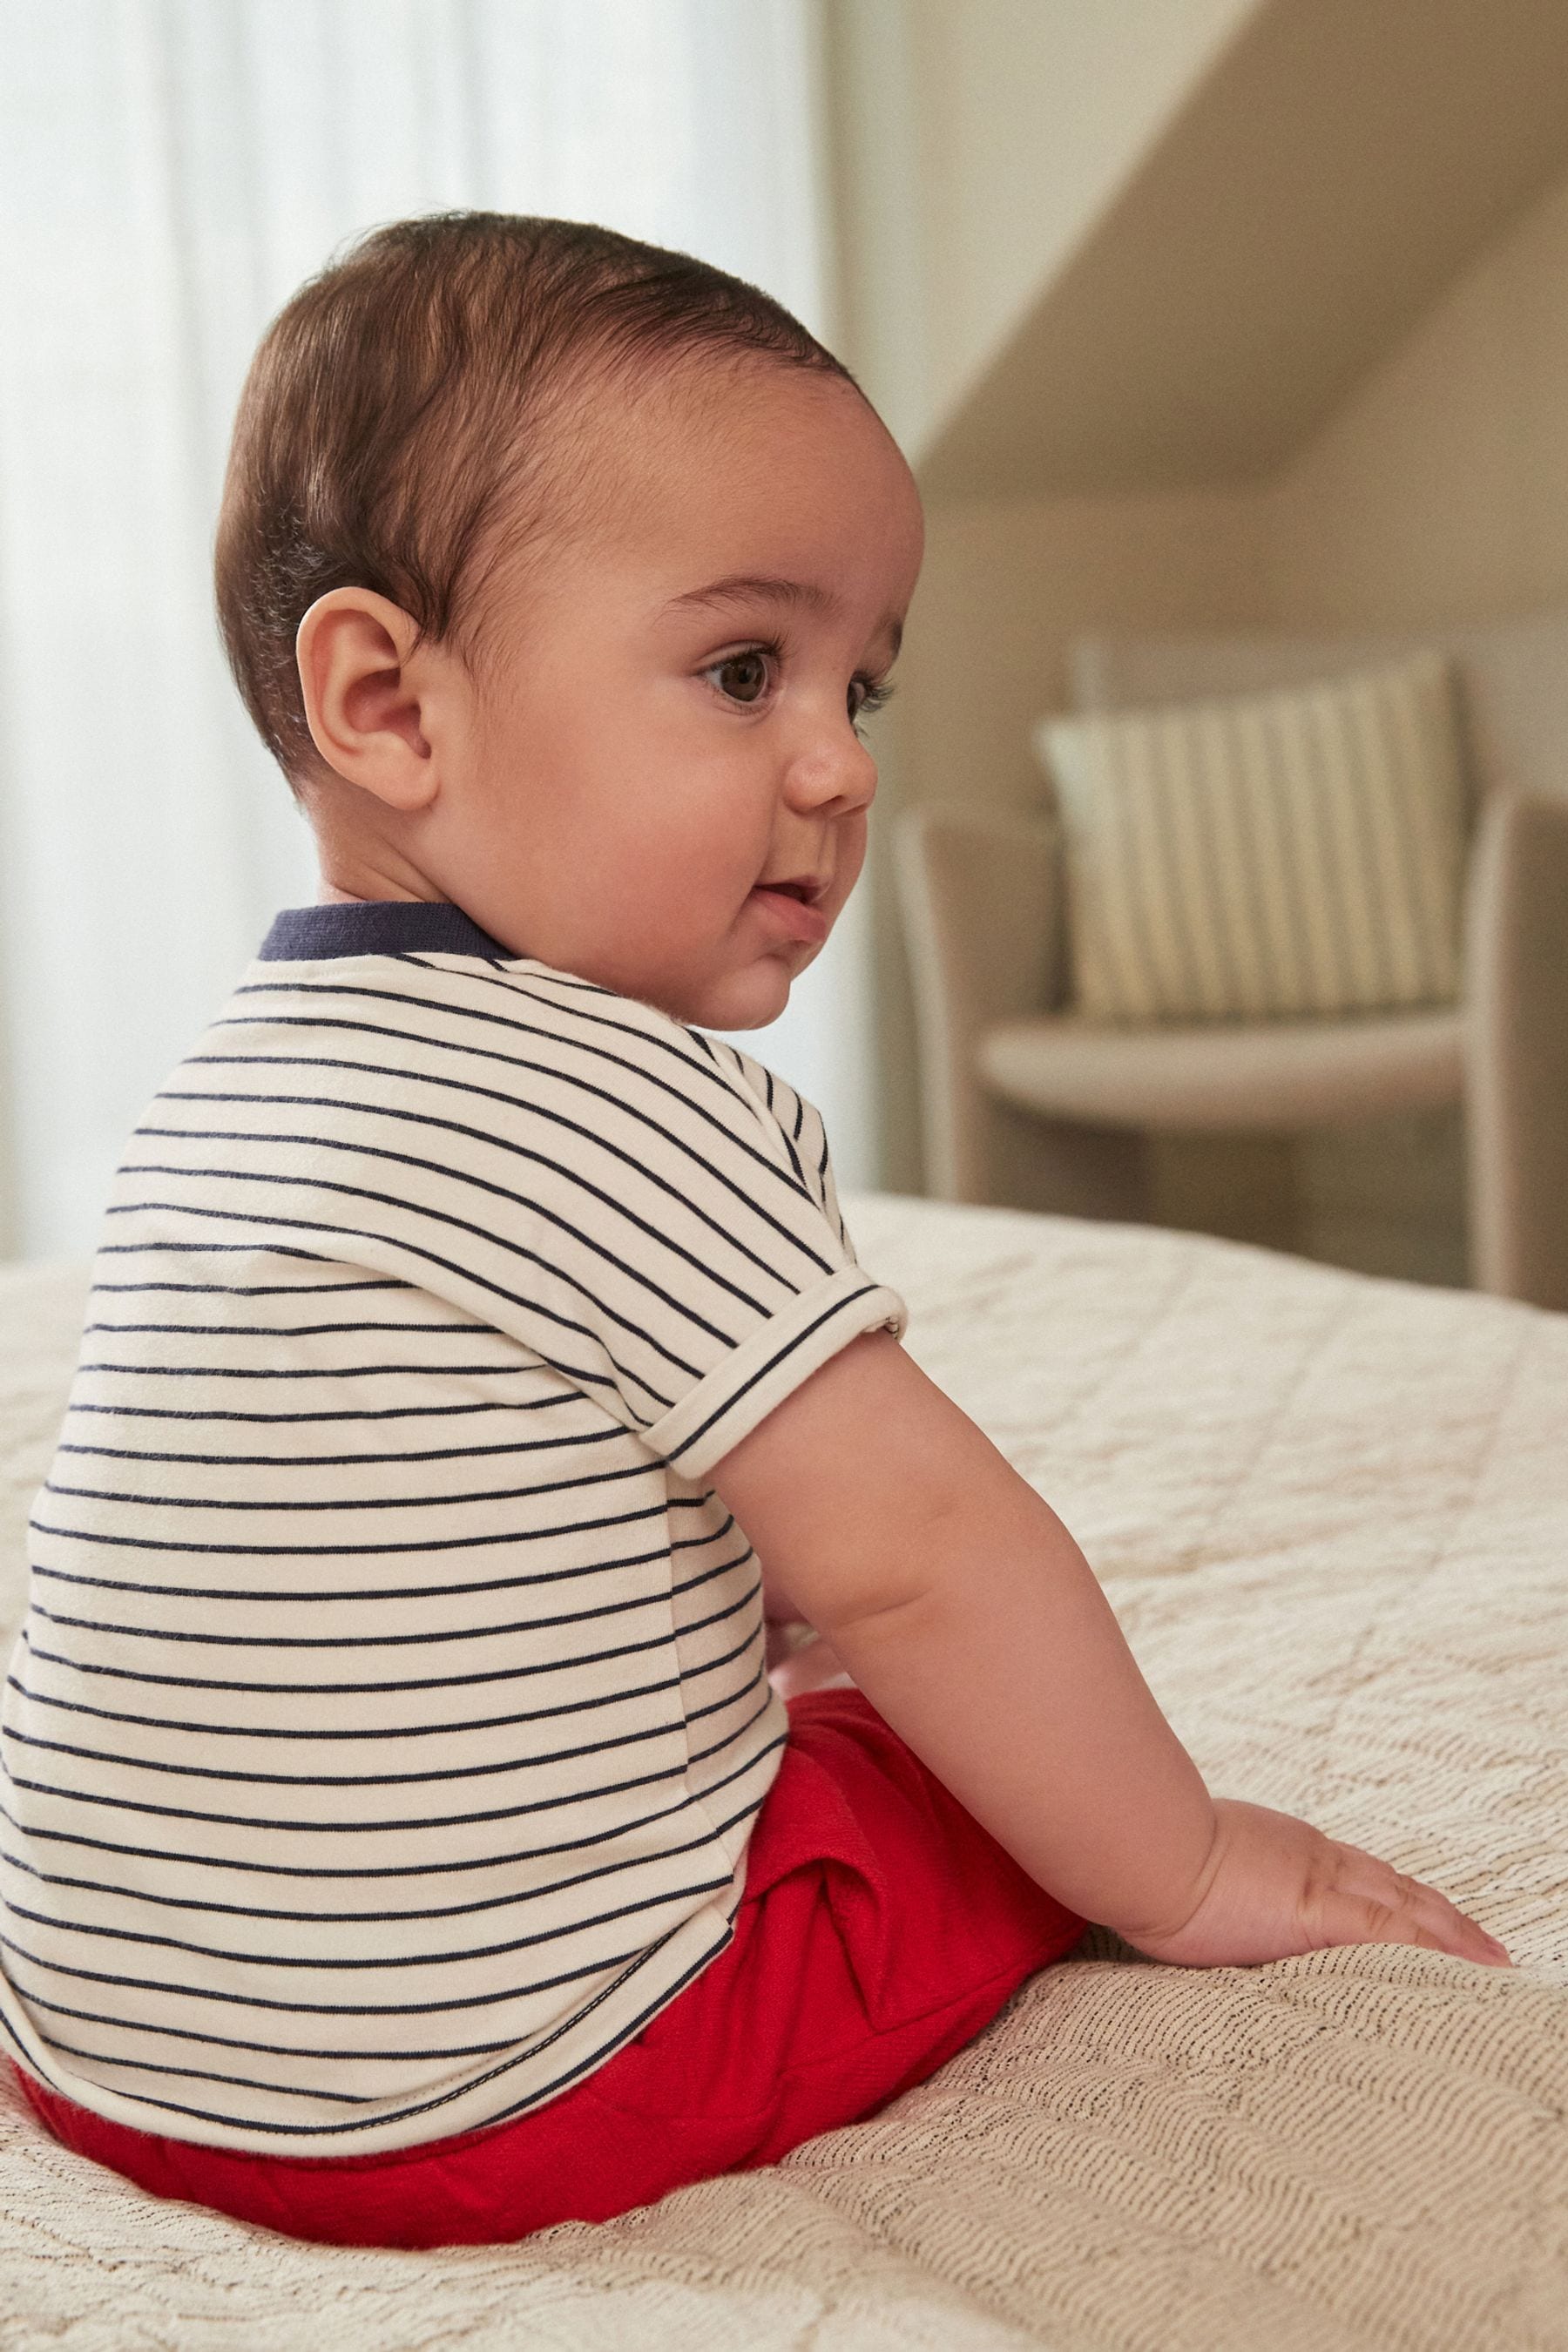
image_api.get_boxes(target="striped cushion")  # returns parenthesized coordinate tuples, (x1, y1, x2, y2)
(1033, 653, 1468, 1024)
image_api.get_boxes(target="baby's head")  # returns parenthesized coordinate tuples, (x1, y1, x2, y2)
(216, 212, 923, 1030)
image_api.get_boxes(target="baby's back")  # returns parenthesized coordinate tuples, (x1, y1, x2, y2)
(0, 923, 845, 2154)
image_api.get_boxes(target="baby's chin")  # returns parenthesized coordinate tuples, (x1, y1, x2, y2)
(668, 951, 801, 1036)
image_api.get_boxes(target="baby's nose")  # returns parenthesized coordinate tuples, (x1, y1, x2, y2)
(784, 735, 877, 814)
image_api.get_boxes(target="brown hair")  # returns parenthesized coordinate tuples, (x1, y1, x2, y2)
(214, 211, 863, 783)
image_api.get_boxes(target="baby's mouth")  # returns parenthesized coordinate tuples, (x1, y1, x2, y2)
(749, 874, 830, 946)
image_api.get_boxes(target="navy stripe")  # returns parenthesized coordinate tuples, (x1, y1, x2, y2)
(169, 1064, 809, 1296)
(0, 1726, 779, 1887)
(141, 1098, 781, 1323)
(116, 1153, 722, 1381)
(216, 986, 835, 1271)
(17, 1544, 747, 1700)
(9, 1595, 760, 1744)
(44, 1456, 659, 1513)
(56, 1426, 612, 1467)
(2, 1791, 763, 1935)
(4, 1871, 736, 1980)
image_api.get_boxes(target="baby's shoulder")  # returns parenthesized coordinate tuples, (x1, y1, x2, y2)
(691, 1034, 839, 1231)
(208, 944, 839, 1217)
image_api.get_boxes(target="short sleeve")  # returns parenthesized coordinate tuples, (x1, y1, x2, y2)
(468, 972, 907, 1481)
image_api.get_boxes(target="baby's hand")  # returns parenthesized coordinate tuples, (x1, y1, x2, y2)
(1124, 1799, 1511, 1970)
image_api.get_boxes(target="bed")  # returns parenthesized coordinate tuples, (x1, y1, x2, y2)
(1, 1193, 1565, 2351)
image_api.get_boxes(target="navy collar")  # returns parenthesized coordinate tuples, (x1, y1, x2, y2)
(259, 902, 510, 963)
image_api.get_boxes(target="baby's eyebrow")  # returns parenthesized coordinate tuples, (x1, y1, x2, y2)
(661, 572, 903, 661)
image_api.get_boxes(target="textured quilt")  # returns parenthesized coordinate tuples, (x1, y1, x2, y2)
(0, 1197, 1565, 2352)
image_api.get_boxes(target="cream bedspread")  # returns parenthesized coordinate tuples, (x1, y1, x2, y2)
(0, 1196, 1564, 2351)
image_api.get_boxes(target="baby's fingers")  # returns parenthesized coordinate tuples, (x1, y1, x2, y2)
(1316, 1843, 1511, 1968)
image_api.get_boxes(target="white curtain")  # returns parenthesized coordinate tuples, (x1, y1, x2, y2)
(0, 0, 872, 1261)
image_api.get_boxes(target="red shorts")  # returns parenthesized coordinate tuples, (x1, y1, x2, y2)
(14, 1690, 1083, 2247)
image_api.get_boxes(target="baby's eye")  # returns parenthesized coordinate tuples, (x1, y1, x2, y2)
(706, 649, 774, 706)
(850, 675, 897, 739)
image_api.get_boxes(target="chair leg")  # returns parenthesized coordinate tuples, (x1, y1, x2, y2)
(1151, 1133, 1301, 1255)
(1463, 794, 1568, 1311)
(980, 1101, 1152, 1223)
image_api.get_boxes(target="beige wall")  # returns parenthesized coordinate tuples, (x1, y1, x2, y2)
(901, 491, 1270, 814)
(825, 0, 1271, 1191)
(913, 0, 1568, 502)
(1252, 158, 1568, 1280)
(868, 488, 1268, 1190)
(871, 151, 1568, 1249)
(889, 153, 1568, 835)
(826, 0, 1259, 460)
(1262, 167, 1568, 632)
(902, 0, 1258, 445)
(868, 489, 1268, 1189)
(898, 153, 1568, 822)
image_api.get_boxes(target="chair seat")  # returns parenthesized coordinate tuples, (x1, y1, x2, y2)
(977, 1005, 1464, 1134)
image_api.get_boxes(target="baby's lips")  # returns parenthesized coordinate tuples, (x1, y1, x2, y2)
(749, 883, 829, 947)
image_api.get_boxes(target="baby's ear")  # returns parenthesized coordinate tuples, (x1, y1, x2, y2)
(295, 588, 439, 809)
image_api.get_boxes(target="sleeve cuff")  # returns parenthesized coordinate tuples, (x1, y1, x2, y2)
(643, 1268, 909, 1481)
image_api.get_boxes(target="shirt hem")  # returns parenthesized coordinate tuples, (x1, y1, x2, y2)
(0, 1893, 744, 2160)
(644, 1272, 909, 1482)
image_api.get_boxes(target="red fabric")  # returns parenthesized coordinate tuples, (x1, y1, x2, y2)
(14, 1689, 1084, 2247)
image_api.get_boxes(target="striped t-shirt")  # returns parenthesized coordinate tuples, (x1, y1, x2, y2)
(0, 900, 906, 2156)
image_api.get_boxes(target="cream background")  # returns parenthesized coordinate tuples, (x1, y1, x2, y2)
(826, 5, 1568, 1274)
(0, 0, 845, 1261)
(826, 0, 1256, 461)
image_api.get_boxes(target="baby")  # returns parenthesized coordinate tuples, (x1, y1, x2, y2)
(0, 213, 1507, 2249)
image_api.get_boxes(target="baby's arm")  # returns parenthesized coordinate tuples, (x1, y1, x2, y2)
(714, 1330, 1509, 1970)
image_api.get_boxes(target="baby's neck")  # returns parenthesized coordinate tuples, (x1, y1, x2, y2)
(306, 775, 445, 909)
